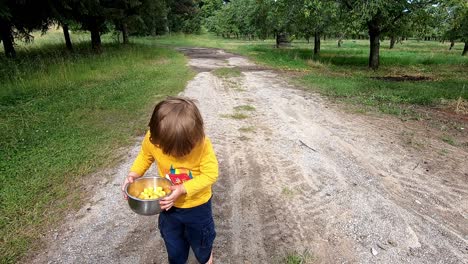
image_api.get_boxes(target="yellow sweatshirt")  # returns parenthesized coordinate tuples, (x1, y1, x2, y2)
(130, 131, 218, 208)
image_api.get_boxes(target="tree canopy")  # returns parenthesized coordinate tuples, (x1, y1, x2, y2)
(1, 0, 467, 63)
(0, 0, 201, 56)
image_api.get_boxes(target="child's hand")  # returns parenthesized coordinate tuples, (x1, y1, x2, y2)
(160, 184, 186, 211)
(121, 172, 140, 200)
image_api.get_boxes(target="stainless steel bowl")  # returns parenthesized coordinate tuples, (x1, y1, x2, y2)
(125, 176, 173, 216)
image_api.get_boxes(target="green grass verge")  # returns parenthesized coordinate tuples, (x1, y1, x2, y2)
(233, 41, 468, 113)
(0, 33, 193, 263)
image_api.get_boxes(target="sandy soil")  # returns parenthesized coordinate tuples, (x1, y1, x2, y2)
(31, 48, 467, 264)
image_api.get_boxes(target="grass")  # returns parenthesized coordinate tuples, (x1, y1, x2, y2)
(281, 187, 294, 197)
(281, 250, 315, 264)
(0, 31, 193, 263)
(234, 105, 255, 111)
(221, 105, 255, 120)
(441, 135, 457, 146)
(142, 33, 468, 117)
(234, 40, 468, 115)
(221, 112, 249, 119)
(239, 126, 255, 132)
(212, 67, 242, 78)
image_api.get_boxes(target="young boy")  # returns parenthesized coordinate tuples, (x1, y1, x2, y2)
(122, 97, 218, 264)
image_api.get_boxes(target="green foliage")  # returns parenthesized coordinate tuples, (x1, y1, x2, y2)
(167, 0, 202, 34)
(0, 34, 193, 263)
(208, 0, 276, 39)
(297, 0, 340, 39)
(200, 0, 224, 19)
(443, 0, 468, 43)
(134, 0, 169, 35)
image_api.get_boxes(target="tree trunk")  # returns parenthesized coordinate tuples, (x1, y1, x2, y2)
(89, 19, 102, 53)
(275, 32, 280, 48)
(463, 42, 467, 56)
(368, 21, 381, 70)
(389, 35, 396, 49)
(122, 22, 129, 44)
(449, 40, 454, 50)
(0, 20, 16, 58)
(150, 17, 156, 36)
(314, 31, 321, 55)
(276, 32, 290, 47)
(62, 24, 73, 51)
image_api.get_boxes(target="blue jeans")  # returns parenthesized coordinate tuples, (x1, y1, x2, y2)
(158, 198, 216, 264)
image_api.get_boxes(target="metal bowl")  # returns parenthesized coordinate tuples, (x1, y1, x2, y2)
(125, 176, 173, 216)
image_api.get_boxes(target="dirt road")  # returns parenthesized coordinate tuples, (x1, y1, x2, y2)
(32, 48, 468, 264)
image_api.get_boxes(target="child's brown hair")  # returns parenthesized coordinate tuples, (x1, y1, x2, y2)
(148, 96, 205, 157)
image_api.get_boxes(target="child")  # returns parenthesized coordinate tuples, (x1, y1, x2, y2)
(122, 96, 218, 264)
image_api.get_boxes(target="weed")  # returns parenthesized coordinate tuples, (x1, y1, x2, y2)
(441, 135, 457, 146)
(281, 250, 315, 264)
(239, 126, 255, 132)
(221, 112, 249, 119)
(282, 187, 294, 197)
(439, 149, 449, 155)
(212, 67, 242, 78)
(234, 105, 256, 111)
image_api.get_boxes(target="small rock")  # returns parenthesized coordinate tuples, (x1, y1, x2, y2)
(388, 239, 397, 246)
(415, 200, 421, 205)
(371, 247, 378, 256)
(86, 207, 91, 211)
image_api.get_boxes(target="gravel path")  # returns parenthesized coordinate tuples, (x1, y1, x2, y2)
(32, 48, 468, 264)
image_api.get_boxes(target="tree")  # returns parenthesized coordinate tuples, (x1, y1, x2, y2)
(102, 0, 145, 44)
(167, 0, 202, 34)
(384, 13, 413, 49)
(442, 0, 468, 55)
(270, 0, 300, 47)
(0, 0, 51, 57)
(0, 15, 16, 58)
(298, 0, 339, 55)
(339, 0, 436, 69)
(200, 0, 224, 20)
(64, 0, 108, 52)
(48, 0, 78, 51)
